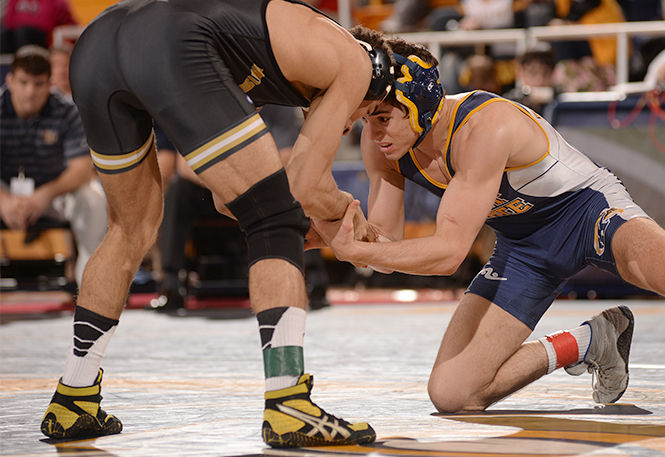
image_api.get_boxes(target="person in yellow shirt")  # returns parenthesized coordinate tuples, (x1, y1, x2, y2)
(551, 0, 626, 66)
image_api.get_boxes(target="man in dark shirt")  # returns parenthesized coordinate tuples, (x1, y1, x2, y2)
(0, 45, 106, 286)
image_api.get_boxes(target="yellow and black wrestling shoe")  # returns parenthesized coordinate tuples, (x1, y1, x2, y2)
(41, 369, 122, 439)
(262, 373, 375, 448)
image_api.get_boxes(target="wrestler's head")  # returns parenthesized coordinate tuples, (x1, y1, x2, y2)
(349, 28, 444, 150)
(349, 26, 394, 102)
(391, 52, 444, 148)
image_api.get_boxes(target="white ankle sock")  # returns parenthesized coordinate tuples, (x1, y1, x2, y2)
(539, 323, 591, 374)
(62, 307, 118, 387)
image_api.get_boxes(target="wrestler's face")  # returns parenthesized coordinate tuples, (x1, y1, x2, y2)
(361, 102, 417, 160)
(6, 69, 51, 119)
(343, 100, 380, 136)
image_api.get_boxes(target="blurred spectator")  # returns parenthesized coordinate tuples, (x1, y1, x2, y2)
(152, 105, 330, 312)
(618, 0, 662, 21)
(552, 55, 616, 91)
(1, 0, 77, 54)
(644, 48, 665, 89)
(514, 0, 556, 28)
(430, 0, 517, 91)
(631, 37, 665, 82)
(49, 43, 72, 99)
(459, 54, 502, 93)
(458, 0, 515, 30)
(546, 0, 625, 92)
(381, 0, 430, 33)
(550, 0, 625, 67)
(0, 45, 106, 287)
(428, 0, 514, 32)
(504, 47, 557, 113)
(625, 0, 664, 82)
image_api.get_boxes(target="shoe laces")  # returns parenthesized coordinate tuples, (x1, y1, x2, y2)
(306, 398, 352, 427)
(588, 358, 617, 396)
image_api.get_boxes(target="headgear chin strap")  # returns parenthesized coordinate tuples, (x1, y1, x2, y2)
(393, 53, 444, 148)
(358, 41, 394, 100)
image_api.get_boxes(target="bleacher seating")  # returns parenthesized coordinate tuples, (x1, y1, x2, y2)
(0, 219, 75, 291)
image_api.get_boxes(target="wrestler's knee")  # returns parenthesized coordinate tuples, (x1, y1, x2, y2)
(107, 201, 162, 256)
(428, 367, 467, 413)
(428, 365, 490, 413)
(226, 169, 309, 273)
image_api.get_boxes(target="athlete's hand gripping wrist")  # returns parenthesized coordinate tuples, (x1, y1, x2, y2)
(312, 200, 362, 264)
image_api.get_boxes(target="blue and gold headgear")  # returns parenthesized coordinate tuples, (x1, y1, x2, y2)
(393, 53, 444, 148)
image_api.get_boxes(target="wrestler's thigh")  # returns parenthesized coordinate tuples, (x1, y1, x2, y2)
(612, 217, 665, 295)
(196, 133, 285, 204)
(431, 293, 532, 386)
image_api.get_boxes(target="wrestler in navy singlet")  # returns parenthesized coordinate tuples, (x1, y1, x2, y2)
(69, 0, 323, 175)
(397, 91, 649, 328)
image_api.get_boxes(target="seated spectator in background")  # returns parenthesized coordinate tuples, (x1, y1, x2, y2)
(460, 54, 502, 93)
(549, 0, 625, 73)
(381, 0, 431, 33)
(0, 46, 106, 287)
(644, 48, 665, 90)
(152, 105, 330, 312)
(618, 0, 662, 21)
(514, 0, 556, 28)
(552, 54, 616, 92)
(504, 47, 557, 113)
(457, 0, 515, 30)
(547, 0, 624, 92)
(631, 34, 665, 83)
(431, 0, 516, 92)
(49, 44, 73, 99)
(1, 0, 78, 54)
(428, 0, 514, 32)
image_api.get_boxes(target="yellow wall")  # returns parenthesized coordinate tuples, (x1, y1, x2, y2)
(70, 0, 117, 25)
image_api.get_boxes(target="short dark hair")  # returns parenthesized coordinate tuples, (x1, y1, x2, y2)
(349, 26, 439, 108)
(519, 49, 556, 71)
(348, 25, 393, 62)
(11, 45, 51, 77)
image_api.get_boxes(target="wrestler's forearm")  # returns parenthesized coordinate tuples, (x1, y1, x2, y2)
(299, 182, 353, 222)
(349, 236, 465, 276)
(286, 148, 351, 221)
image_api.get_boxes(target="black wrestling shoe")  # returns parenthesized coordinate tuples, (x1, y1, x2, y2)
(41, 369, 122, 439)
(262, 373, 375, 448)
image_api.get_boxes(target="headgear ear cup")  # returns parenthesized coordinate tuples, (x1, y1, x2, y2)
(393, 53, 444, 148)
(358, 41, 395, 100)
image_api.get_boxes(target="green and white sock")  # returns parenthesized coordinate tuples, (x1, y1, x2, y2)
(257, 306, 305, 391)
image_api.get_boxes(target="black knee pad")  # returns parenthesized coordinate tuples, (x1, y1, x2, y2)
(226, 169, 310, 273)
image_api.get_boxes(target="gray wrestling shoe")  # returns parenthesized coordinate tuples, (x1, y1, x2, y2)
(564, 306, 634, 403)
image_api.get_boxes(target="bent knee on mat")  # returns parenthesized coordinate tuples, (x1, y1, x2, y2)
(428, 369, 493, 413)
(428, 385, 489, 413)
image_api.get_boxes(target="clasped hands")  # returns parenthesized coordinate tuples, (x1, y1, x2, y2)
(306, 200, 387, 269)
(0, 190, 51, 230)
